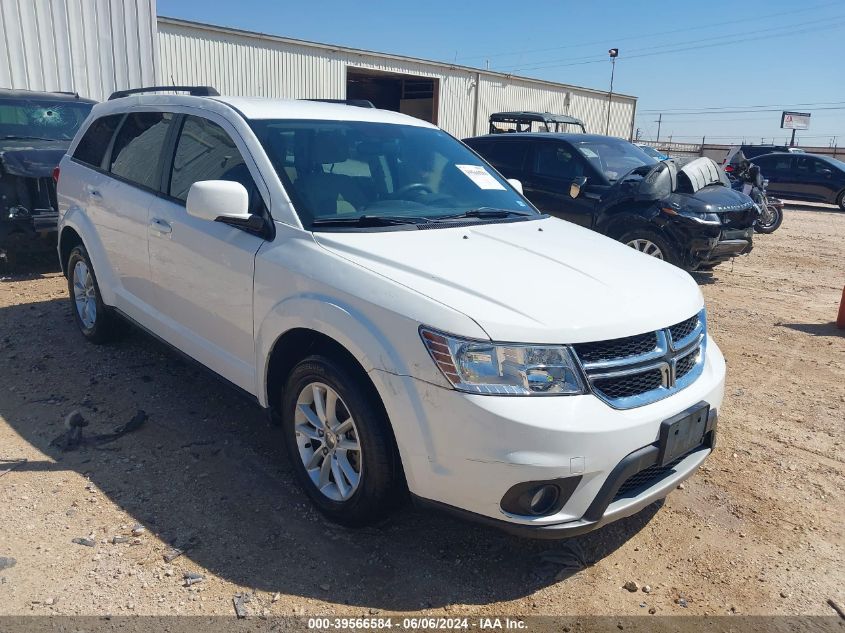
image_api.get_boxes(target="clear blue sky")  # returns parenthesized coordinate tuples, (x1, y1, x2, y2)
(157, 0, 845, 146)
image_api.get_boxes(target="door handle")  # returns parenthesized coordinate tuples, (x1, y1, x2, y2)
(85, 185, 102, 198)
(149, 218, 172, 235)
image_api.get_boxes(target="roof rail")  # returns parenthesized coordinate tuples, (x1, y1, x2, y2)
(108, 86, 220, 101)
(305, 98, 376, 109)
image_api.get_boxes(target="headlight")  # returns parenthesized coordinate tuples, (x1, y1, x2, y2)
(420, 328, 584, 396)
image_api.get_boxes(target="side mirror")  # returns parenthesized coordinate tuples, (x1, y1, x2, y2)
(569, 176, 588, 198)
(507, 178, 524, 194)
(186, 180, 250, 222)
(819, 168, 833, 177)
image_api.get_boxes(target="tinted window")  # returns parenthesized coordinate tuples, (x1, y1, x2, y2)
(474, 140, 529, 174)
(534, 143, 585, 180)
(109, 112, 174, 189)
(169, 116, 256, 204)
(73, 115, 123, 168)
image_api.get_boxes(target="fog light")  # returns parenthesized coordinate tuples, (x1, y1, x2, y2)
(500, 476, 582, 517)
(527, 485, 560, 515)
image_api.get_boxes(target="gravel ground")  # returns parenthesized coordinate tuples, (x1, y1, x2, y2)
(0, 203, 843, 618)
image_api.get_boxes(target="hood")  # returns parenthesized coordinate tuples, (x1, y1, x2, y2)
(0, 141, 69, 177)
(313, 217, 703, 344)
(671, 183, 755, 214)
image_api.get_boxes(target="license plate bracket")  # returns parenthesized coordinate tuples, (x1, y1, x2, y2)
(657, 403, 709, 467)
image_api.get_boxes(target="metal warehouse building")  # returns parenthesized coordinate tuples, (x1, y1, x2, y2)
(1, 1, 637, 139)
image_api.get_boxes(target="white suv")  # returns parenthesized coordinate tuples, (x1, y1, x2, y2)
(56, 87, 725, 537)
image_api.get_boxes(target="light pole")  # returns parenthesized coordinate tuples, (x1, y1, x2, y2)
(605, 48, 618, 135)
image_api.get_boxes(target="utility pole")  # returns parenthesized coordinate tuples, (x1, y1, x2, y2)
(605, 48, 618, 135)
(655, 113, 662, 143)
(635, 127, 642, 141)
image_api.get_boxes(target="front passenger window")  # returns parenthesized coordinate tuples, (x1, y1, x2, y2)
(534, 144, 584, 180)
(169, 116, 259, 208)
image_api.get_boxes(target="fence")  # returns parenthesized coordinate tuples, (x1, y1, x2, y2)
(637, 140, 842, 162)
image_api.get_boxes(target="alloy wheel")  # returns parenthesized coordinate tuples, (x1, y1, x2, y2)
(626, 238, 665, 259)
(294, 382, 362, 501)
(72, 260, 97, 329)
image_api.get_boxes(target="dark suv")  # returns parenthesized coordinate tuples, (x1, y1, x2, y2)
(0, 89, 95, 265)
(465, 133, 757, 271)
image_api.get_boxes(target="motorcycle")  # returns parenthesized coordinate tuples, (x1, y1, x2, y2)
(726, 161, 784, 234)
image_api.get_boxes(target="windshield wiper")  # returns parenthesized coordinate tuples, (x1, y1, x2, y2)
(436, 207, 536, 220)
(311, 215, 431, 228)
(2, 135, 60, 141)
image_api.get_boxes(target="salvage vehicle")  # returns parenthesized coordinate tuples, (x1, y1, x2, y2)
(57, 86, 725, 537)
(489, 111, 586, 134)
(465, 133, 757, 270)
(750, 152, 845, 211)
(0, 89, 95, 265)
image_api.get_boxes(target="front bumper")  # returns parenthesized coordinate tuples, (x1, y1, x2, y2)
(371, 337, 726, 537)
(690, 227, 753, 264)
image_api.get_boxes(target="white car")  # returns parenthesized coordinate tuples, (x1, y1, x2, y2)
(56, 87, 725, 537)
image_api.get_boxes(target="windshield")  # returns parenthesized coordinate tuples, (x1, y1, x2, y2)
(250, 120, 536, 229)
(638, 146, 665, 159)
(0, 98, 93, 141)
(573, 138, 656, 183)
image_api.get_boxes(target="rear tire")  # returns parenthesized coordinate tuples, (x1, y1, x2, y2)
(281, 354, 404, 527)
(837, 190, 845, 212)
(66, 245, 123, 344)
(618, 228, 681, 268)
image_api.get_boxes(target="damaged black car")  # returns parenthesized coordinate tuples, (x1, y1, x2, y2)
(1, 89, 95, 265)
(465, 133, 757, 271)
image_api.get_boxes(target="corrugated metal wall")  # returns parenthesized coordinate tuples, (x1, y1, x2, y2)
(158, 18, 636, 139)
(0, 0, 158, 101)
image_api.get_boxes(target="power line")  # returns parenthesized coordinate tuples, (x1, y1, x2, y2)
(642, 106, 845, 116)
(506, 17, 845, 72)
(450, 0, 841, 63)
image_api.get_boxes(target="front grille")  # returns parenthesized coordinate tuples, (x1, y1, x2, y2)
(572, 311, 706, 409)
(613, 453, 687, 501)
(675, 349, 700, 380)
(572, 332, 657, 364)
(593, 368, 663, 400)
(669, 314, 699, 345)
(720, 206, 755, 229)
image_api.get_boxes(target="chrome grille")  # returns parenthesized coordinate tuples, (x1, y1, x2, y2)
(669, 315, 699, 345)
(593, 368, 663, 400)
(572, 332, 657, 365)
(573, 310, 706, 409)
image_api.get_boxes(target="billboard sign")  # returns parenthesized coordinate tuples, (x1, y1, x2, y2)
(781, 111, 811, 130)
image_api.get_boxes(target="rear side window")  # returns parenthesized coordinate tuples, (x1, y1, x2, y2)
(73, 115, 122, 168)
(475, 141, 530, 174)
(169, 115, 256, 204)
(109, 112, 174, 189)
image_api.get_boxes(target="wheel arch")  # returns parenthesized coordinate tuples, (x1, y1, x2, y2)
(58, 226, 83, 276)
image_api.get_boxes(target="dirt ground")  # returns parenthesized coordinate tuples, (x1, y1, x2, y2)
(0, 203, 843, 619)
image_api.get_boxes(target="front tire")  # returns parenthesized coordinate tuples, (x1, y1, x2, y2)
(618, 228, 681, 268)
(281, 354, 404, 527)
(66, 245, 122, 344)
(837, 190, 845, 212)
(754, 202, 783, 234)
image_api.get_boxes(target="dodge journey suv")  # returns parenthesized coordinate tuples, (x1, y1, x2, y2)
(57, 86, 725, 537)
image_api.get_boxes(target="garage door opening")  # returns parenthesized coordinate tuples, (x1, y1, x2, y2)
(346, 68, 438, 124)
